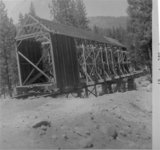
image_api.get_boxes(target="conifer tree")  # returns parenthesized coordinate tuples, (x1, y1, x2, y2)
(127, 0, 152, 71)
(49, 0, 89, 29)
(75, 0, 89, 29)
(0, 0, 17, 97)
(29, 1, 36, 16)
(18, 12, 24, 25)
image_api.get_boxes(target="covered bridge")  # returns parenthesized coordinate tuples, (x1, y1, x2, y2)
(15, 15, 141, 97)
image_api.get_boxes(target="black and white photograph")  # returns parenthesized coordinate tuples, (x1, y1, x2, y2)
(0, 0, 158, 149)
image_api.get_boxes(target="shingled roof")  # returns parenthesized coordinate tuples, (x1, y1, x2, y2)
(34, 16, 126, 48)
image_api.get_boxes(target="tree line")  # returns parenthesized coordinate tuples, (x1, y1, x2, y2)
(0, 0, 152, 97)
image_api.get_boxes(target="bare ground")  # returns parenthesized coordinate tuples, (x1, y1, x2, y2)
(0, 76, 152, 149)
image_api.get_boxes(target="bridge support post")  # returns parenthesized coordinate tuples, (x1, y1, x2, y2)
(121, 78, 127, 92)
(102, 82, 107, 95)
(116, 79, 122, 92)
(107, 82, 113, 93)
(85, 87, 89, 98)
(94, 85, 98, 97)
(128, 77, 135, 91)
(77, 88, 82, 98)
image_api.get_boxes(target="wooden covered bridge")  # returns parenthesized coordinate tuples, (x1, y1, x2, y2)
(15, 15, 142, 98)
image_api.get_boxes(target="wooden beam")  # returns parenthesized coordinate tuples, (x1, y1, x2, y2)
(110, 49, 118, 76)
(18, 51, 51, 81)
(23, 55, 43, 85)
(49, 34, 57, 85)
(17, 83, 53, 88)
(16, 31, 48, 40)
(28, 15, 51, 32)
(21, 23, 39, 28)
(15, 45, 22, 86)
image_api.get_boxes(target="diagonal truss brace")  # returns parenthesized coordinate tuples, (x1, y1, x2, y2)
(18, 51, 51, 81)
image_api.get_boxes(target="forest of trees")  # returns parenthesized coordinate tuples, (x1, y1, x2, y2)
(0, 0, 152, 97)
(49, 0, 89, 29)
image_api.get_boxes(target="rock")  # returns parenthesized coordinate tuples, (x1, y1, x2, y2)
(39, 130, 46, 136)
(108, 126, 118, 140)
(90, 116, 94, 120)
(119, 130, 127, 137)
(128, 124, 131, 128)
(117, 115, 122, 119)
(79, 137, 93, 148)
(63, 134, 68, 140)
(41, 125, 47, 131)
(105, 109, 109, 112)
(74, 127, 87, 137)
(84, 143, 94, 148)
(32, 120, 51, 129)
(147, 136, 151, 140)
(85, 131, 91, 136)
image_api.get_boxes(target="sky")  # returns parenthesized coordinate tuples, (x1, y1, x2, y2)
(3, 0, 128, 23)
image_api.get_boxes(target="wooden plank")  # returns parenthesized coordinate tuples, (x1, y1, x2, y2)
(15, 45, 22, 86)
(27, 72, 43, 84)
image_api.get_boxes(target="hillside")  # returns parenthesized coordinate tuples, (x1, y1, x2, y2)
(89, 16, 128, 29)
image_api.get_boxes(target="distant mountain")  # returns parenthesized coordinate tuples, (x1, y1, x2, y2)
(88, 16, 128, 29)
(9, 0, 128, 29)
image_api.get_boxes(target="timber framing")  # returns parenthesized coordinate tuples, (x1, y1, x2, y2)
(15, 15, 143, 98)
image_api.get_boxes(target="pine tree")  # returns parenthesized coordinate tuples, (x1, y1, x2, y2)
(29, 2, 36, 16)
(75, 0, 89, 29)
(0, 0, 17, 97)
(49, 0, 72, 25)
(49, 0, 89, 29)
(127, 0, 152, 71)
(18, 12, 24, 25)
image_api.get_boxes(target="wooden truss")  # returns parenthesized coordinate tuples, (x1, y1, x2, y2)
(76, 40, 131, 86)
(16, 15, 56, 87)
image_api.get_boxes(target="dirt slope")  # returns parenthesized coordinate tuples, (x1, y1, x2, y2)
(0, 77, 152, 149)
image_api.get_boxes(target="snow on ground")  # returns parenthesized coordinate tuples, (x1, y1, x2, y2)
(0, 76, 152, 149)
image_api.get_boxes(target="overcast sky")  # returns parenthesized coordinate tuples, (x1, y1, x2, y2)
(3, 0, 128, 23)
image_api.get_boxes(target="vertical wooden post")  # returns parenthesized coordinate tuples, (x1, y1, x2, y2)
(82, 43, 88, 85)
(107, 82, 112, 93)
(85, 87, 89, 98)
(110, 49, 117, 76)
(15, 44, 22, 86)
(49, 34, 57, 86)
(102, 82, 107, 94)
(105, 46, 110, 75)
(121, 78, 127, 92)
(128, 77, 135, 91)
(77, 88, 82, 98)
(116, 79, 121, 92)
(94, 85, 98, 97)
